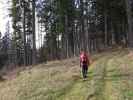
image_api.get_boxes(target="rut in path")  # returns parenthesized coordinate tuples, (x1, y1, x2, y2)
(58, 51, 133, 100)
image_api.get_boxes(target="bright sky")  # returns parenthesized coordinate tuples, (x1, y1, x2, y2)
(0, 0, 12, 36)
(0, 0, 44, 48)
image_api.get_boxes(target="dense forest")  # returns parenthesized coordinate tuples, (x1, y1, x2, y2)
(0, 0, 133, 68)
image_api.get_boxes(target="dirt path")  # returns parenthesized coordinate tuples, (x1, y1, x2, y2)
(57, 50, 133, 100)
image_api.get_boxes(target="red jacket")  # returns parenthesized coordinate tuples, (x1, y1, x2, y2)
(80, 52, 90, 67)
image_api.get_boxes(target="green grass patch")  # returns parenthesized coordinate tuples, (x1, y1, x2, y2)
(0, 49, 133, 100)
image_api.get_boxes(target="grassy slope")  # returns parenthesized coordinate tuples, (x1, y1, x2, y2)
(0, 49, 133, 100)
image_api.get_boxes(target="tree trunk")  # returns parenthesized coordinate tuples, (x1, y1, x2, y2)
(32, 0, 36, 64)
(23, 5, 26, 66)
(63, 15, 69, 58)
(111, 22, 115, 45)
(125, 0, 133, 47)
(84, 18, 89, 51)
(104, 11, 108, 47)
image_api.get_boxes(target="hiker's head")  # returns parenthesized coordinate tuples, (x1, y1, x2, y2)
(80, 48, 87, 53)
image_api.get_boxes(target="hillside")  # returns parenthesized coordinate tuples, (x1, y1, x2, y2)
(0, 49, 133, 100)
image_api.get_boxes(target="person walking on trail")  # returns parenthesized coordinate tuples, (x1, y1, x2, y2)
(80, 51, 91, 79)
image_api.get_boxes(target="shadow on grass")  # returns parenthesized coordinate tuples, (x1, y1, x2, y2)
(87, 93, 95, 100)
(0, 75, 6, 82)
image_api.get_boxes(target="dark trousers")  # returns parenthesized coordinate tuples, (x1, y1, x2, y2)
(82, 65, 88, 78)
